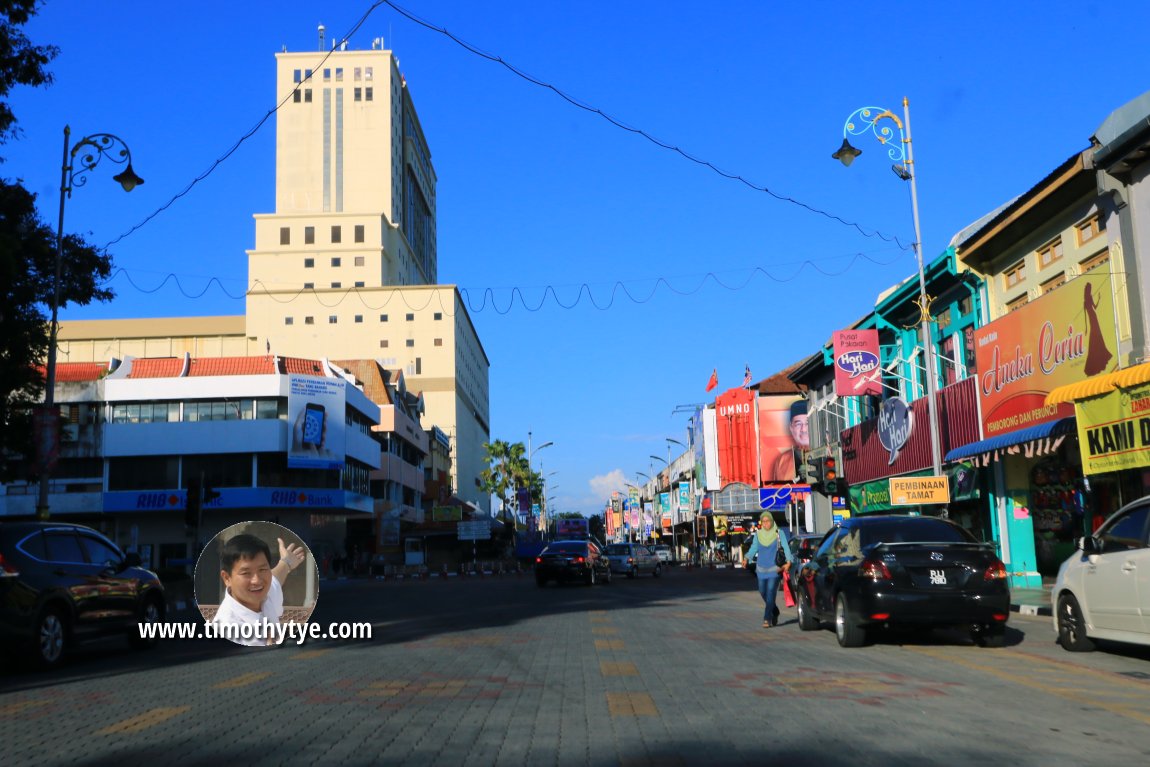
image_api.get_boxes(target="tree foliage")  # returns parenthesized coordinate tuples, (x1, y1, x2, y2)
(0, 1, 114, 477)
(477, 439, 542, 523)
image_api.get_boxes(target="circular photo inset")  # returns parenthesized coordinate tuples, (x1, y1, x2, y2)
(194, 521, 318, 647)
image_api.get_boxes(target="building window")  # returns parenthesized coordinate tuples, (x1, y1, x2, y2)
(354, 67, 361, 81)
(354, 315, 363, 323)
(958, 295, 973, 317)
(1080, 249, 1110, 273)
(1006, 294, 1028, 313)
(1076, 215, 1101, 246)
(305, 316, 315, 325)
(303, 282, 314, 290)
(285, 317, 294, 325)
(405, 339, 415, 347)
(354, 281, 365, 288)
(280, 227, 290, 245)
(304, 89, 312, 103)
(1041, 273, 1066, 295)
(1004, 259, 1026, 289)
(354, 225, 365, 243)
(331, 282, 341, 289)
(332, 257, 342, 267)
(935, 308, 951, 329)
(365, 67, 373, 80)
(1038, 238, 1064, 268)
(293, 69, 302, 83)
(405, 313, 414, 321)
(365, 87, 373, 102)
(433, 312, 442, 321)
(354, 256, 365, 267)
(416, 357, 422, 375)
(335, 68, 343, 82)
(380, 314, 388, 322)
(940, 334, 958, 387)
(323, 68, 331, 81)
(354, 87, 362, 102)
(305, 227, 315, 244)
(380, 339, 389, 348)
(329, 316, 338, 324)
(304, 258, 314, 268)
(434, 338, 443, 347)
(293, 91, 301, 104)
(331, 225, 342, 243)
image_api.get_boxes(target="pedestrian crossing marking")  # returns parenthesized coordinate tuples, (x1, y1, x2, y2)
(600, 661, 638, 677)
(607, 692, 658, 717)
(96, 706, 191, 735)
(213, 672, 272, 689)
(595, 639, 625, 650)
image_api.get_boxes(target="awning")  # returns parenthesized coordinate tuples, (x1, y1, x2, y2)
(1045, 362, 1150, 406)
(945, 417, 1077, 465)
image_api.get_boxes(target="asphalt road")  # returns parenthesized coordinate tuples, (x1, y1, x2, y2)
(3, 567, 1149, 766)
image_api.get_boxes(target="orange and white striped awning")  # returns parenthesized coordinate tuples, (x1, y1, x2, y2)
(1045, 362, 1150, 406)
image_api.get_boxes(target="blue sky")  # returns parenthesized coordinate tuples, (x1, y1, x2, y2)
(6, 1, 1150, 516)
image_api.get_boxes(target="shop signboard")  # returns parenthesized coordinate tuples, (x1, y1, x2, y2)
(1074, 381, 1150, 474)
(877, 397, 912, 465)
(432, 506, 462, 522)
(974, 271, 1118, 438)
(715, 388, 758, 487)
(889, 476, 949, 506)
(833, 329, 882, 397)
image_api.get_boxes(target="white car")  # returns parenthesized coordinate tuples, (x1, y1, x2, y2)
(604, 543, 661, 578)
(1053, 496, 1150, 652)
(650, 545, 673, 564)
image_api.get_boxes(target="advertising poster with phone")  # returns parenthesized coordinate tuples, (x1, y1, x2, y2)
(287, 375, 346, 470)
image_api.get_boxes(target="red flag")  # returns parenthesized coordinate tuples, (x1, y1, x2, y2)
(705, 369, 718, 392)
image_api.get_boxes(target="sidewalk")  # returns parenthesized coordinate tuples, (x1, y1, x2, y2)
(1011, 578, 1054, 617)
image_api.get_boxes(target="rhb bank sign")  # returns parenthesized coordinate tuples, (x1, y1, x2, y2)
(833, 329, 882, 397)
(974, 272, 1118, 437)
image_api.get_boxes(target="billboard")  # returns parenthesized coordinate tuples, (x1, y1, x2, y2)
(758, 395, 806, 483)
(715, 388, 758, 487)
(1075, 380, 1150, 475)
(833, 329, 882, 397)
(287, 375, 346, 470)
(974, 272, 1118, 437)
(557, 516, 589, 539)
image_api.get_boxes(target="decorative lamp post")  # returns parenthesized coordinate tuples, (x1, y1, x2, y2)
(834, 100, 942, 480)
(37, 127, 143, 519)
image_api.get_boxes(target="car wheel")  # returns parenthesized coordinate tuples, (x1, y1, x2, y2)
(536, 575, 547, 588)
(834, 593, 867, 648)
(797, 594, 819, 631)
(653, 564, 661, 578)
(628, 567, 637, 579)
(1056, 593, 1094, 652)
(972, 623, 1006, 648)
(34, 606, 67, 668)
(129, 595, 165, 649)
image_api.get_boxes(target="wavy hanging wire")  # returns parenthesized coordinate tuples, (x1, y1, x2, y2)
(381, 0, 913, 250)
(102, 0, 909, 252)
(100, 248, 908, 315)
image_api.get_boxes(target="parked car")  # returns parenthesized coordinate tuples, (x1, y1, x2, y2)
(534, 540, 611, 587)
(788, 532, 825, 594)
(795, 515, 1010, 648)
(0, 522, 166, 668)
(1053, 496, 1150, 652)
(650, 545, 674, 564)
(604, 543, 661, 578)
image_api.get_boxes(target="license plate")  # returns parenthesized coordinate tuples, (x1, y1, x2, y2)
(929, 569, 947, 585)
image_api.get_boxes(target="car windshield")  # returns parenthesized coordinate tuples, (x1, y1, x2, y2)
(860, 519, 973, 547)
(605, 545, 630, 555)
(544, 542, 587, 554)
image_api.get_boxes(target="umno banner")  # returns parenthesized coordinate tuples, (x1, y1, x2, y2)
(715, 387, 759, 487)
(833, 329, 882, 397)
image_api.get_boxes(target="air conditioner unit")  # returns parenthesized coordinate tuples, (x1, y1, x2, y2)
(60, 423, 80, 443)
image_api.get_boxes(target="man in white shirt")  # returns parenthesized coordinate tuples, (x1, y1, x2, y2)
(212, 533, 307, 647)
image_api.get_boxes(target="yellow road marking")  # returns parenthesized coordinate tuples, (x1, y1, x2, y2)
(212, 672, 272, 689)
(592, 627, 619, 635)
(590, 615, 612, 623)
(595, 639, 625, 650)
(607, 692, 658, 717)
(96, 707, 191, 735)
(292, 649, 333, 660)
(600, 661, 639, 677)
(908, 647, 1150, 725)
(0, 700, 51, 715)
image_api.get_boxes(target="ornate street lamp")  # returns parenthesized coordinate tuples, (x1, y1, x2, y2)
(38, 127, 143, 519)
(833, 100, 942, 479)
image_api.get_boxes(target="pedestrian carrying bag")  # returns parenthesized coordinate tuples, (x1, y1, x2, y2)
(774, 541, 788, 567)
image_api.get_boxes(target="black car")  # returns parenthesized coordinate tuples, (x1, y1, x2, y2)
(788, 532, 824, 595)
(796, 515, 1010, 647)
(534, 540, 612, 587)
(0, 522, 166, 668)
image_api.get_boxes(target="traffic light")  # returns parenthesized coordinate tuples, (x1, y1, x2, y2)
(801, 455, 821, 488)
(823, 456, 840, 496)
(185, 478, 202, 529)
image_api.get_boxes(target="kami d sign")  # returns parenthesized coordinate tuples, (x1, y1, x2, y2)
(889, 476, 949, 506)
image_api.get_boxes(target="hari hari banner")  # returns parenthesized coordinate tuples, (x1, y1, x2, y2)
(1075, 380, 1150, 475)
(974, 272, 1118, 438)
(833, 329, 882, 397)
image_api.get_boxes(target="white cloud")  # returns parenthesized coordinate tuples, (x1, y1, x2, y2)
(588, 469, 627, 501)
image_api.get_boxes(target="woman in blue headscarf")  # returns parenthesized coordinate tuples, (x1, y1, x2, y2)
(746, 511, 794, 627)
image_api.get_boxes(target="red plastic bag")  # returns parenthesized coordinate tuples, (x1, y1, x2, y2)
(782, 575, 796, 608)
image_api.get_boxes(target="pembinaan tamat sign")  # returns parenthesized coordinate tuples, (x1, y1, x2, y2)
(888, 476, 949, 506)
(1075, 381, 1150, 475)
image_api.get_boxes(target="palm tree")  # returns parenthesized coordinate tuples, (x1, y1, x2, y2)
(478, 440, 542, 529)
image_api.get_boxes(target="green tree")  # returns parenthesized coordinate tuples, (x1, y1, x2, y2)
(0, 1, 114, 478)
(477, 439, 542, 528)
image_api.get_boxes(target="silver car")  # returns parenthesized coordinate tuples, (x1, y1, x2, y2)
(604, 543, 662, 578)
(1053, 496, 1150, 652)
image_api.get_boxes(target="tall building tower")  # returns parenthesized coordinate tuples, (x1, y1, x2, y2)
(246, 31, 490, 512)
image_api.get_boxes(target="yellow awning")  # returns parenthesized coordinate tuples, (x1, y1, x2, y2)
(1045, 362, 1150, 406)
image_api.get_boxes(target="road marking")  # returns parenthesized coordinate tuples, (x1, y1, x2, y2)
(293, 648, 333, 660)
(96, 707, 191, 735)
(592, 627, 619, 635)
(590, 615, 612, 623)
(0, 700, 51, 715)
(907, 647, 1150, 725)
(601, 661, 639, 677)
(607, 692, 658, 717)
(595, 639, 625, 650)
(212, 672, 272, 689)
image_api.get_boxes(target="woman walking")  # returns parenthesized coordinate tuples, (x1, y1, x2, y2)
(746, 512, 794, 628)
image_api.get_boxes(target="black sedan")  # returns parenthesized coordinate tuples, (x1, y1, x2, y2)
(795, 515, 1010, 647)
(0, 521, 166, 668)
(534, 540, 612, 587)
